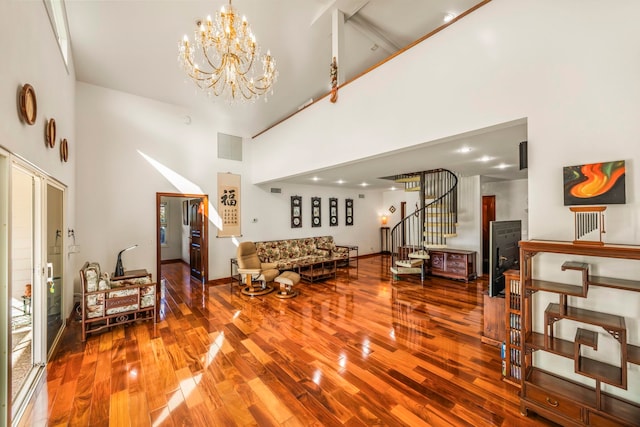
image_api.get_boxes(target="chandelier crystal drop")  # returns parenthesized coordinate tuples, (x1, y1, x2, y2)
(178, 0, 278, 103)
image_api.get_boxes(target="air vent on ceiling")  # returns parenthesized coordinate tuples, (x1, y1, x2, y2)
(270, 188, 282, 194)
(358, 194, 365, 199)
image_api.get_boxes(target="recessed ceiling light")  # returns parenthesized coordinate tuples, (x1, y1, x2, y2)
(444, 13, 456, 23)
(479, 155, 493, 162)
(361, 182, 368, 187)
(312, 176, 320, 181)
(457, 146, 472, 153)
(495, 163, 511, 169)
(390, 186, 397, 191)
(337, 179, 345, 184)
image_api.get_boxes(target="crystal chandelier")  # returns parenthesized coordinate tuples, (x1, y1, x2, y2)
(178, 0, 277, 102)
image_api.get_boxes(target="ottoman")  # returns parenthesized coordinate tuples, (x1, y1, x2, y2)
(274, 271, 301, 299)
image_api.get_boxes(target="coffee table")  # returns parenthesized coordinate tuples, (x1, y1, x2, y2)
(295, 257, 339, 283)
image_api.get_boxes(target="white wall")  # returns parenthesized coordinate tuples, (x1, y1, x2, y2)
(446, 175, 482, 255)
(245, 183, 382, 253)
(0, 2, 76, 323)
(75, 83, 385, 285)
(160, 197, 184, 261)
(249, 0, 640, 402)
(482, 178, 529, 240)
(251, 0, 640, 245)
(381, 188, 419, 226)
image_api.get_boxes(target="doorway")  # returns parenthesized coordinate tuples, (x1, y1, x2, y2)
(156, 193, 208, 295)
(482, 195, 496, 275)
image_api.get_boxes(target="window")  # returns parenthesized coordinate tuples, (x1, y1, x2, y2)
(44, 0, 71, 70)
(159, 202, 168, 246)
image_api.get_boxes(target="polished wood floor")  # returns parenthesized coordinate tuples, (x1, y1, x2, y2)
(21, 256, 557, 426)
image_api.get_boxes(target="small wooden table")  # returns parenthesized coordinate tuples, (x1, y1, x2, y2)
(296, 258, 339, 283)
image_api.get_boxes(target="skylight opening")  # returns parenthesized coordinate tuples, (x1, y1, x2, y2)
(44, 0, 71, 70)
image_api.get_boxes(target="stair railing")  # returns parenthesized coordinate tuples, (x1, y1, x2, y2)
(389, 169, 458, 271)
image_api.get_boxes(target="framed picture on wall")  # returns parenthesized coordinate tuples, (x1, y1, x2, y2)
(345, 198, 353, 226)
(329, 197, 338, 226)
(563, 160, 626, 206)
(311, 197, 321, 227)
(291, 196, 302, 228)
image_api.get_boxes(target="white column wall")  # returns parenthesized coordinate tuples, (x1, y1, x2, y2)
(0, 2, 77, 322)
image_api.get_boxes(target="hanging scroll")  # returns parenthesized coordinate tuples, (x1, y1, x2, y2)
(217, 173, 241, 237)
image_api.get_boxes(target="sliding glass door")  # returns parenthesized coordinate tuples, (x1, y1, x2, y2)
(4, 159, 66, 424)
(10, 165, 42, 407)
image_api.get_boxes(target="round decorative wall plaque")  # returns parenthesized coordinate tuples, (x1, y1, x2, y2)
(19, 84, 37, 125)
(46, 118, 56, 148)
(60, 138, 69, 162)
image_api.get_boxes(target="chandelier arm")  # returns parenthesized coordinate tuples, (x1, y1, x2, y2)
(236, 54, 256, 77)
(251, 78, 274, 92)
(178, 2, 277, 102)
(182, 52, 217, 80)
(200, 48, 225, 75)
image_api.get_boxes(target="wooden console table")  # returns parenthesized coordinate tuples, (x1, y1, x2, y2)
(427, 249, 477, 282)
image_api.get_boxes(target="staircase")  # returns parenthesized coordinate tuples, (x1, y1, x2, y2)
(388, 168, 458, 280)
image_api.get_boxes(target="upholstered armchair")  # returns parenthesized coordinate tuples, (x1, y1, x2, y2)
(236, 241, 279, 296)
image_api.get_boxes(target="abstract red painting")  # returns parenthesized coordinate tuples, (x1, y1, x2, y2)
(563, 160, 626, 205)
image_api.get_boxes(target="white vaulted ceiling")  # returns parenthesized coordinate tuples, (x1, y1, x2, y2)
(65, 0, 526, 189)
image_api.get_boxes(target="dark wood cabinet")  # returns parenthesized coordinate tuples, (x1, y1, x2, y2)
(519, 240, 640, 427)
(427, 249, 476, 282)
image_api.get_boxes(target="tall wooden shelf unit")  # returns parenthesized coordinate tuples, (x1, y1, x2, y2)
(503, 269, 523, 386)
(519, 240, 640, 427)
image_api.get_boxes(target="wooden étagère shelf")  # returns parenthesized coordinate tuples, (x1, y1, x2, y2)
(518, 240, 640, 427)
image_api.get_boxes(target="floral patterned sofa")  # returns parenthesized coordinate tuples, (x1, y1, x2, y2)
(255, 236, 350, 270)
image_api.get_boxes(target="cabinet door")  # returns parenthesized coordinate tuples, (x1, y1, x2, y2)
(431, 252, 445, 272)
(444, 252, 468, 274)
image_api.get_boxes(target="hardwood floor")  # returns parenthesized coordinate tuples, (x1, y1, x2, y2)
(20, 256, 556, 426)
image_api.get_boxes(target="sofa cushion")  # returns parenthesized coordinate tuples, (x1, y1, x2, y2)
(299, 238, 316, 256)
(281, 240, 301, 259)
(256, 241, 280, 262)
(254, 236, 349, 270)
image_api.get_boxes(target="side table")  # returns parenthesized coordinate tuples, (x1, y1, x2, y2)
(344, 245, 359, 268)
(229, 258, 241, 291)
